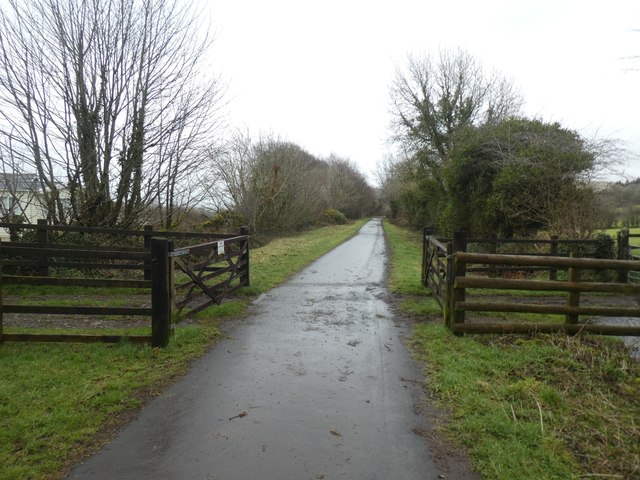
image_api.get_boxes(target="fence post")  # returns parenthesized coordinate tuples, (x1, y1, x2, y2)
(151, 237, 172, 348)
(488, 235, 497, 278)
(239, 226, 250, 287)
(451, 231, 468, 333)
(168, 240, 176, 338)
(565, 251, 581, 326)
(8, 224, 18, 242)
(444, 241, 453, 327)
(422, 227, 431, 286)
(36, 219, 48, 277)
(617, 229, 629, 283)
(549, 235, 559, 280)
(143, 225, 154, 281)
(0, 240, 3, 343)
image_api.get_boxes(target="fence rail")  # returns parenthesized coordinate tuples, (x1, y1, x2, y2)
(172, 228, 250, 319)
(0, 220, 250, 347)
(0, 239, 156, 345)
(422, 234, 449, 309)
(422, 229, 640, 337)
(0, 220, 241, 240)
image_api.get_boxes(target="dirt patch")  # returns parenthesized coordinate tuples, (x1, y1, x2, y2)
(384, 294, 480, 479)
(381, 238, 480, 477)
(2, 294, 151, 330)
(4, 313, 150, 330)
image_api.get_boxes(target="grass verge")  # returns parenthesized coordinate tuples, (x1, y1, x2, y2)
(0, 327, 216, 480)
(383, 220, 640, 479)
(0, 219, 368, 480)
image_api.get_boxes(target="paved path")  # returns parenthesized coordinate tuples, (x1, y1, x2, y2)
(67, 219, 464, 479)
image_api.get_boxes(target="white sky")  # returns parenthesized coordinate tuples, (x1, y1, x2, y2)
(206, 0, 640, 182)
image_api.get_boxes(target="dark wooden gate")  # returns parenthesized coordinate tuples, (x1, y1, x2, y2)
(169, 227, 250, 320)
(1, 240, 155, 345)
(421, 229, 640, 336)
(421, 228, 450, 310)
(0, 222, 250, 348)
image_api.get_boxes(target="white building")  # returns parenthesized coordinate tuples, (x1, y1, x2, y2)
(0, 173, 48, 240)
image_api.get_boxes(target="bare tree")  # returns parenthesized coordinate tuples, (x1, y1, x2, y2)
(374, 152, 413, 218)
(206, 134, 379, 235)
(390, 48, 522, 172)
(0, 0, 225, 228)
(325, 155, 376, 219)
(240, 138, 327, 234)
(204, 129, 254, 213)
(205, 134, 323, 234)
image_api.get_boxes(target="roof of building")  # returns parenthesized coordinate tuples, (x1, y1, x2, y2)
(0, 173, 40, 192)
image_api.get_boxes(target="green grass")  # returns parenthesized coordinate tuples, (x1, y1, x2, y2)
(0, 219, 368, 480)
(605, 227, 640, 247)
(0, 327, 217, 480)
(383, 220, 640, 480)
(383, 222, 442, 317)
(384, 223, 429, 296)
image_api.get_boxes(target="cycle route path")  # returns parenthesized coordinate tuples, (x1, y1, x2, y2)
(67, 218, 478, 480)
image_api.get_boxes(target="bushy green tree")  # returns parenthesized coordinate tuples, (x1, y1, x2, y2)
(444, 118, 602, 237)
(390, 49, 521, 182)
(386, 49, 618, 237)
(387, 48, 522, 228)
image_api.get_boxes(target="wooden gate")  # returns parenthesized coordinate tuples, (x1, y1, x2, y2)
(168, 227, 250, 321)
(1, 240, 156, 345)
(421, 229, 640, 336)
(0, 222, 250, 348)
(421, 229, 450, 310)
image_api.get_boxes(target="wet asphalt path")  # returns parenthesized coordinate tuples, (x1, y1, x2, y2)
(67, 219, 441, 479)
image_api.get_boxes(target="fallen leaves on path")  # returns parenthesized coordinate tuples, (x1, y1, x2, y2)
(228, 411, 248, 421)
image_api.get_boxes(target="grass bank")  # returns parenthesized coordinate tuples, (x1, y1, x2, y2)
(605, 226, 640, 248)
(383, 221, 640, 479)
(0, 219, 368, 480)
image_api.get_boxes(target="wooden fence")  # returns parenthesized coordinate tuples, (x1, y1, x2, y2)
(0, 221, 250, 347)
(170, 227, 250, 320)
(620, 230, 640, 282)
(423, 230, 640, 336)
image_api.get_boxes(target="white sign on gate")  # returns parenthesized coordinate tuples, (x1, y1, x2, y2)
(217, 240, 225, 255)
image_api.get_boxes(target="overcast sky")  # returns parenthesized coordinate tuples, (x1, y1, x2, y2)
(206, 0, 639, 182)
